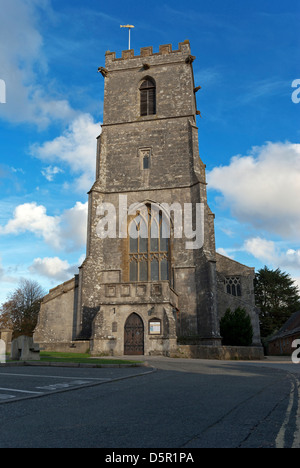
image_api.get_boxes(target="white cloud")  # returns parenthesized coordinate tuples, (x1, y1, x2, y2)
(216, 247, 235, 260)
(0, 202, 60, 248)
(59, 202, 88, 251)
(244, 237, 300, 272)
(282, 249, 300, 270)
(29, 257, 78, 282)
(294, 277, 300, 293)
(0, 201, 88, 252)
(41, 166, 64, 182)
(244, 237, 278, 264)
(207, 141, 300, 239)
(30, 113, 100, 191)
(243, 237, 300, 292)
(0, 0, 76, 127)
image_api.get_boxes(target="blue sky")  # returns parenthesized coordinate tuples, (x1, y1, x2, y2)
(0, 0, 299, 305)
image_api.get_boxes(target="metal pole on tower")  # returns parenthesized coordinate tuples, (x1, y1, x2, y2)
(120, 25, 135, 50)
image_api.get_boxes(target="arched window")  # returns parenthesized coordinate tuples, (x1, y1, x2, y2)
(224, 277, 242, 297)
(128, 205, 169, 282)
(140, 78, 156, 116)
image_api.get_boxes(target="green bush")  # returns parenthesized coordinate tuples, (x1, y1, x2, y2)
(220, 307, 253, 346)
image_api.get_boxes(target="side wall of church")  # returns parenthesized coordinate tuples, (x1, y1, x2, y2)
(216, 253, 261, 345)
(34, 277, 78, 345)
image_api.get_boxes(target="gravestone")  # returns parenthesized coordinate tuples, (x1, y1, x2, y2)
(11, 336, 40, 361)
(0, 329, 13, 353)
(0, 339, 6, 364)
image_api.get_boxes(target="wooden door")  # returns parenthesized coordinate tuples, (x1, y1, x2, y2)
(124, 313, 144, 355)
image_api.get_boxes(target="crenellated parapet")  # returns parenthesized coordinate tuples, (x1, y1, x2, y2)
(103, 41, 194, 72)
(105, 40, 191, 62)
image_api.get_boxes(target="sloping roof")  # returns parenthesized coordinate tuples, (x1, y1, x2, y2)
(216, 252, 255, 271)
(268, 310, 300, 342)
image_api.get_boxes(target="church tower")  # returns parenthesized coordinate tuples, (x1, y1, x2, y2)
(76, 40, 221, 355)
(34, 41, 261, 356)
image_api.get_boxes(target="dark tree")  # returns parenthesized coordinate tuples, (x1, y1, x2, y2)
(220, 307, 253, 346)
(255, 266, 300, 337)
(0, 279, 45, 339)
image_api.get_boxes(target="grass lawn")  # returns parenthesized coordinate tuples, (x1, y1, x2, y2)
(40, 352, 141, 365)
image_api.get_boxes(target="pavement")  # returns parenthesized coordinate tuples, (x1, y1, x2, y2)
(1, 353, 296, 372)
(0, 354, 300, 448)
(90, 353, 300, 374)
(1, 359, 145, 368)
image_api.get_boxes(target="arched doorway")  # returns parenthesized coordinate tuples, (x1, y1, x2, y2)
(124, 313, 144, 355)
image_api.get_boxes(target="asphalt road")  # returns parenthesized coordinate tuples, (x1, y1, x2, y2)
(0, 357, 299, 449)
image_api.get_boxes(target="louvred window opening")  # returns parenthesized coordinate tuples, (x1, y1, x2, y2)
(140, 79, 156, 116)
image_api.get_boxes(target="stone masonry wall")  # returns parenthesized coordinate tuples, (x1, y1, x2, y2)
(33, 41, 261, 356)
(216, 253, 261, 346)
(34, 277, 78, 344)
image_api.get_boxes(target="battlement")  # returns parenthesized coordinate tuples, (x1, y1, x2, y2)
(105, 40, 191, 64)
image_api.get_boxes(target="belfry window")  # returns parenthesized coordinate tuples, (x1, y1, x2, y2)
(140, 78, 156, 116)
(129, 206, 169, 282)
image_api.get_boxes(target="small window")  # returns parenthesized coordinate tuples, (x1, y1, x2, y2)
(139, 148, 151, 170)
(140, 78, 156, 116)
(224, 277, 242, 297)
(143, 154, 150, 169)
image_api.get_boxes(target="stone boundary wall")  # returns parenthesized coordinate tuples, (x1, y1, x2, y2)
(171, 345, 264, 360)
(36, 342, 264, 360)
(38, 341, 90, 354)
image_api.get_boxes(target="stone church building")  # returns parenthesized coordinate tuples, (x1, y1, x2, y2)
(34, 41, 261, 356)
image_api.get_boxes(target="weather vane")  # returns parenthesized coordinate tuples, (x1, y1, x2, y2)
(120, 24, 135, 50)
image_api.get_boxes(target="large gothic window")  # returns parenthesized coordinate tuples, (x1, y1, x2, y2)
(140, 78, 156, 116)
(129, 206, 169, 282)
